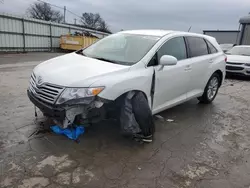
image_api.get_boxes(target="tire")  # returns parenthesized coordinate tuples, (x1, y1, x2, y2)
(198, 73, 221, 104)
(131, 92, 155, 136)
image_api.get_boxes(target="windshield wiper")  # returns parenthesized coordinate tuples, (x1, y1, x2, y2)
(75, 49, 87, 56)
(93, 57, 117, 64)
(89, 56, 131, 65)
(240, 54, 250, 56)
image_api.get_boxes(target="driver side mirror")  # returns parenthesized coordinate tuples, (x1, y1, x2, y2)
(159, 55, 178, 66)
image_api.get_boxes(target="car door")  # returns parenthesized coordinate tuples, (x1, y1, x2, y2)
(152, 37, 191, 114)
(185, 36, 211, 99)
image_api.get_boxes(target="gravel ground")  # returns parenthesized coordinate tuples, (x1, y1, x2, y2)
(0, 53, 250, 188)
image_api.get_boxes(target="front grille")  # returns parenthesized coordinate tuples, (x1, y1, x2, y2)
(226, 62, 244, 65)
(29, 73, 64, 104)
(226, 66, 244, 71)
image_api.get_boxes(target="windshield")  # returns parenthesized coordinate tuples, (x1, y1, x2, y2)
(81, 33, 160, 65)
(226, 46, 250, 56)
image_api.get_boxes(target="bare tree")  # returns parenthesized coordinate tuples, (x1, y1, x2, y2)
(98, 20, 110, 33)
(27, 2, 63, 23)
(81, 13, 101, 29)
(81, 12, 111, 33)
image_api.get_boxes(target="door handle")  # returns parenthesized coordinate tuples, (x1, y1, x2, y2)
(209, 59, 213, 63)
(184, 65, 191, 71)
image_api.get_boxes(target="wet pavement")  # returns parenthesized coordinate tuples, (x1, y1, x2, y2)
(1, 53, 250, 188)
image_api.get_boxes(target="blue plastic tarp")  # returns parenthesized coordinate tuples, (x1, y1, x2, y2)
(50, 125, 85, 140)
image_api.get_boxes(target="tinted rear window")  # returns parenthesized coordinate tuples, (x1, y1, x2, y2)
(186, 37, 209, 57)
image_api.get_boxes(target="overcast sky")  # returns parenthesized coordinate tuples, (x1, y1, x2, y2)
(0, 0, 250, 33)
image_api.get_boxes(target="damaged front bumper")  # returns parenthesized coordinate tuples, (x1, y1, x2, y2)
(27, 90, 65, 120)
(27, 90, 107, 128)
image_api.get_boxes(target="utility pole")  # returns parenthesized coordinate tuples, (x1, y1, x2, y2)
(74, 19, 77, 25)
(64, 6, 66, 23)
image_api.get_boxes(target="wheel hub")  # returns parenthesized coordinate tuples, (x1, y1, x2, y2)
(207, 77, 219, 100)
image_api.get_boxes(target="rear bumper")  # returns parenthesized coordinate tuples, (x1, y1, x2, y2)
(27, 90, 65, 121)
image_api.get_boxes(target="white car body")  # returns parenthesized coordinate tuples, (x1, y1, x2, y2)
(28, 30, 226, 128)
(226, 45, 250, 76)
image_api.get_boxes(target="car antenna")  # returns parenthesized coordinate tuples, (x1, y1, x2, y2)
(188, 26, 192, 32)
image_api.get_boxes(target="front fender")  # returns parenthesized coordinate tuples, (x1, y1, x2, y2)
(91, 67, 154, 102)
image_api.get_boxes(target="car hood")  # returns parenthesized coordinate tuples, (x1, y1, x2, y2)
(226, 55, 250, 64)
(33, 53, 129, 87)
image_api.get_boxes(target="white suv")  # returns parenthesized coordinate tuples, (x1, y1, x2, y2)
(28, 30, 226, 139)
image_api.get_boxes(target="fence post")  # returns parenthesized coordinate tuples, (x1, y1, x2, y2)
(22, 18, 25, 52)
(50, 23, 52, 51)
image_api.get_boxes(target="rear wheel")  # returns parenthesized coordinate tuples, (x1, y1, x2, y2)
(198, 73, 220, 104)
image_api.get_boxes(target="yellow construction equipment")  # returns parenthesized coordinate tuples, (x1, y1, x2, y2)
(60, 35, 99, 51)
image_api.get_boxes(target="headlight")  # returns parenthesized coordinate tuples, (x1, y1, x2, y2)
(56, 87, 104, 105)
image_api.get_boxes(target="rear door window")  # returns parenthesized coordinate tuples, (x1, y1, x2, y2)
(186, 37, 209, 57)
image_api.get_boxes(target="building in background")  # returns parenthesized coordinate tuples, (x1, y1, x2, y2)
(238, 15, 250, 45)
(203, 30, 240, 44)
